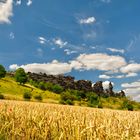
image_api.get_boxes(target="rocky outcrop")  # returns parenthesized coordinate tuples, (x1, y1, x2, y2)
(116, 90, 125, 97)
(93, 81, 104, 96)
(27, 72, 125, 97)
(75, 80, 92, 92)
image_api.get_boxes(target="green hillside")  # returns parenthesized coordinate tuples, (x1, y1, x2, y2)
(0, 75, 140, 111)
(0, 76, 60, 103)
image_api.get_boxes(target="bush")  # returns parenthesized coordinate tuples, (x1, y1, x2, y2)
(0, 93, 4, 99)
(45, 82, 53, 91)
(60, 91, 76, 105)
(60, 91, 75, 101)
(67, 90, 86, 100)
(23, 92, 32, 100)
(34, 94, 43, 101)
(59, 99, 66, 105)
(121, 99, 134, 111)
(66, 99, 74, 105)
(127, 104, 134, 111)
(38, 82, 46, 91)
(98, 102, 103, 108)
(87, 93, 99, 107)
(52, 84, 63, 94)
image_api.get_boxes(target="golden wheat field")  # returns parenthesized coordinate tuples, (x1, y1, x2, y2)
(0, 100, 140, 140)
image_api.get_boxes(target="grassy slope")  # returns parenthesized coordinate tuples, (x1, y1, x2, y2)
(0, 76, 140, 110)
(0, 76, 60, 103)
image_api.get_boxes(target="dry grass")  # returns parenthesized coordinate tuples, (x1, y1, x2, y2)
(0, 100, 140, 140)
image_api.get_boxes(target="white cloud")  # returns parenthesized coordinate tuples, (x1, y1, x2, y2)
(16, 0, 21, 5)
(53, 38, 68, 48)
(71, 53, 127, 72)
(38, 37, 46, 45)
(9, 61, 72, 75)
(107, 48, 125, 54)
(64, 49, 77, 55)
(115, 75, 125, 79)
(120, 63, 140, 74)
(126, 72, 138, 78)
(121, 81, 140, 88)
(99, 74, 111, 79)
(9, 64, 19, 71)
(121, 81, 140, 101)
(9, 32, 15, 39)
(79, 17, 96, 24)
(0, 0, 13, 24)
(102, 81, 114, 90)
(26, 0, 32, 6)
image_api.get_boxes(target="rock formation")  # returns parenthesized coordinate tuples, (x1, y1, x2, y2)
(26, 72, 125, 97)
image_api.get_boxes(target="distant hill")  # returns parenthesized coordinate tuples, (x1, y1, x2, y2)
(0, 73, 140, 111)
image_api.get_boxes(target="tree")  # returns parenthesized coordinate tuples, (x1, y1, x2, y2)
(15, 68, 28, 84)
(0, 65, 6, 79)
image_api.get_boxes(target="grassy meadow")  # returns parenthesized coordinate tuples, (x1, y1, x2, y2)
(0, 100, 140, 140)
(0, 77, 59, 103)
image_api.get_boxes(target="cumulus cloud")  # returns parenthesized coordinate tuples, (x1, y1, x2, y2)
(53, 38, 68, 48)
(79, 17, 96, 24)
(0, 0, 13, 24)
(121, 81, 140, 88)
(120, 63, 140, 74)
(102, 81, 114, 90)
(26, 0, 32, 6)
(126, 72, 138, 78)
(9, 64, 19, 71)
(71, 53, 127, 72)
(107, 48, 125, 54)
(121, 81, 140, 101)
(9, 60, 72, 75)
(16, 0, 21, 5)
(99, 74, 111, 79)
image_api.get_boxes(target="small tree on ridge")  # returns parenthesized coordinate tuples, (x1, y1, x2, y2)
(15, 68, 28, 84)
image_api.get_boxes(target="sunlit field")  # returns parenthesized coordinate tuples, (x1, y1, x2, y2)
(0, 100, 140, 140)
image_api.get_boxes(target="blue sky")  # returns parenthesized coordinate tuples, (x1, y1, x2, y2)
(1, 0, 140, 101)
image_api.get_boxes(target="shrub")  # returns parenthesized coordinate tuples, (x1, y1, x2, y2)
(66, 99, 74, 105)
(127, 104, 134, 111)
(52, 84, 63, 94)
(121, 99, 134, 111)
(68, 90, 86, 100)
(60, 91, 75, 101)
(0, 93, 4, 99)
(34, 94, 43, 101)
(60, 91, 76, 105)
(59, 99, 66, 105)
(38, 82, 46, 91)
(23, 92, 32, 100)
(45, 82, 53, 91)
(87, 93, 99, 107)
(98, 102, 103, 108)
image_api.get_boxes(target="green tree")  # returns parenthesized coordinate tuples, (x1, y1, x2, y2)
(15, 68, 28, 84)
(0, 65, 6, 79)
